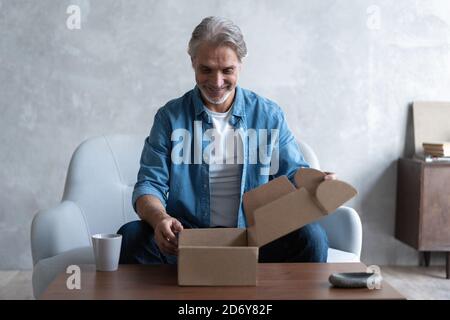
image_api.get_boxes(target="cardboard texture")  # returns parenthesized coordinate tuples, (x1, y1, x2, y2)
(178, 168, 357, 286)
(413, 101, 450, 155)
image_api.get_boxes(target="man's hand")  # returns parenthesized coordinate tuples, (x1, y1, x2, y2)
(135, 195, 184, 256)
(324, 172, 337, 180)
(154, 217, 184, 256)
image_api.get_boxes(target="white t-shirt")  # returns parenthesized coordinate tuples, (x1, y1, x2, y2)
(204, 107, 243, 227)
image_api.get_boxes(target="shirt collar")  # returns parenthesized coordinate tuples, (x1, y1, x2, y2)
(193, 85, 245, 119)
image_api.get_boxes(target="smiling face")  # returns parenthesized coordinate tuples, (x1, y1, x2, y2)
(191, 43, 241, 111)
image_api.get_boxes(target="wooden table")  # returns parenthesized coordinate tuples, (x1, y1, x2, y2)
(40, 263, 404, 300)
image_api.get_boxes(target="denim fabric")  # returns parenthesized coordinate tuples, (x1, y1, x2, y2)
(132, 85, 310, 228)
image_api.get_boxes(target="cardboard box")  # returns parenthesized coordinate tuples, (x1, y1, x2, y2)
(178, 168, 357, 286)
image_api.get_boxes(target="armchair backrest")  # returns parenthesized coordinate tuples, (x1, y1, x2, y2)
(62, 135, 143, 236)
(297, 140, 320, 170)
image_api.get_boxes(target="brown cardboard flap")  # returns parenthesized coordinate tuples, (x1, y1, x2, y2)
(245, 168, 358, 248)
(315, 180, 357, 213)
(179, 228, 247, 247)
(243, 176, 296, 227)
(247, 188, 323, 247)
(294, 168, 325, 194)
(178, 246, 258, 286)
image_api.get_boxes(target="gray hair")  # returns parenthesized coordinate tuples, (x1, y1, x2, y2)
(188, 16, 247, 62)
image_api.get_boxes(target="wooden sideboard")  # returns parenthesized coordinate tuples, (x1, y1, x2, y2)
(395, 157, 450, 279)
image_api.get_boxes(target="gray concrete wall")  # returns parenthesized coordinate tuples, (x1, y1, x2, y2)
(2, 0, 450, 269)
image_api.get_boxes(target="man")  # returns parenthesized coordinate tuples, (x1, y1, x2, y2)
(117, 16, 334, 265)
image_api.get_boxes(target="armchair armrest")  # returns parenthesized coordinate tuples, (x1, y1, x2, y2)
(31, 200, 91, 265)
(318, 206, 362, 258)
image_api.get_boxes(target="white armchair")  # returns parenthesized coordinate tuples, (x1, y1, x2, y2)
(30, 134, 362, 298)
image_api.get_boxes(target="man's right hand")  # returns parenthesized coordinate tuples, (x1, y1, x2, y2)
(154, 217, 184, 256)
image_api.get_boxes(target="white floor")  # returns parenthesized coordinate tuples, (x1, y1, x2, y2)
(381, 266, 450, 300)
(0, 271, 34, 300)
(1, 266, 449, 300)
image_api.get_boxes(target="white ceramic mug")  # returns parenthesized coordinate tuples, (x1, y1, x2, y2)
(92, 234, 122, 271)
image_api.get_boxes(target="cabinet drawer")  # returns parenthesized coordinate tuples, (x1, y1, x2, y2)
(420, 166, 450, 250)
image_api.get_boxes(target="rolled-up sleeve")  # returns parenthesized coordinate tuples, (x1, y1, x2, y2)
(132, 108, 171, 211)
(272, 107, 310, 182)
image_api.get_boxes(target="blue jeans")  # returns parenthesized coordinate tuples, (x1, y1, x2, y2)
(117, 218, 328, 264)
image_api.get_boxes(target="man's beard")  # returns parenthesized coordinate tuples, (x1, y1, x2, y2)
(199, 86, 233, 105)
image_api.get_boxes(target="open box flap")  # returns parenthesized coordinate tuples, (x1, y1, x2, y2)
(244, 168, 357, 247)
(243, 175, 296, 227)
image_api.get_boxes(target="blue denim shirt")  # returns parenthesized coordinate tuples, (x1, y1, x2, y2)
(132, 85, 309, 228)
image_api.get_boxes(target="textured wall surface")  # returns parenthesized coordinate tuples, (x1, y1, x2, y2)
(2, 0, 450, 269)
